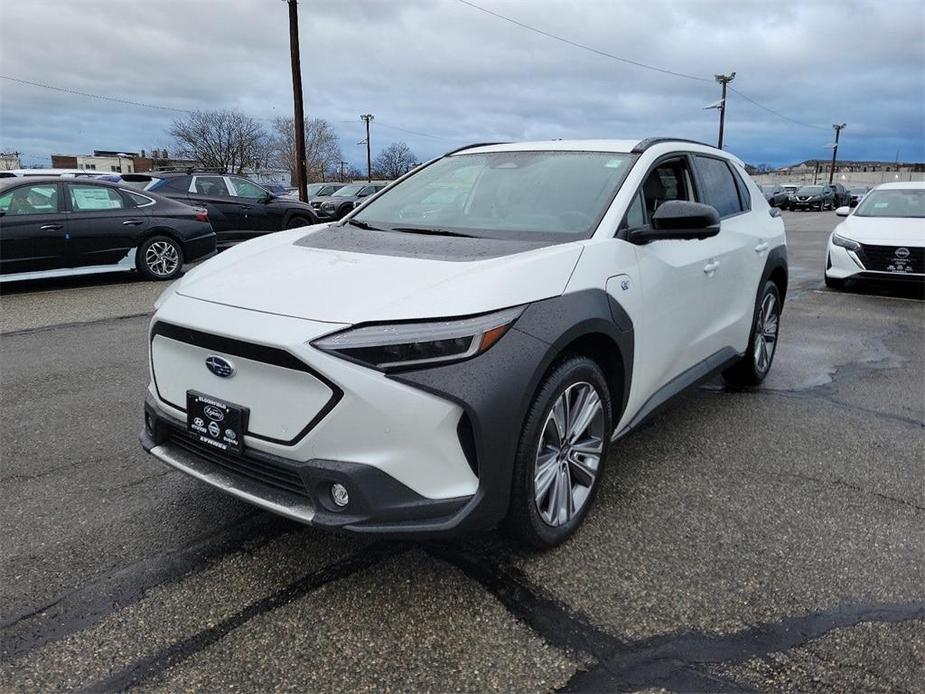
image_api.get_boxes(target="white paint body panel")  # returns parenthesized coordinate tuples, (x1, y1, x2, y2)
(151, 295, 478, 499)
(175, 226, 583, 323)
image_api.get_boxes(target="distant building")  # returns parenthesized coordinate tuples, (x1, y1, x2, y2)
(51, 148, 200, 175)
(0, 152, 22, 170)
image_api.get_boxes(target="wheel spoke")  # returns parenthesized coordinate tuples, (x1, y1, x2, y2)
(567, 388, 601, 441)
(568, 454, 597, 487)
(534, 458, 558, 503)
(557, 467, 572, 523)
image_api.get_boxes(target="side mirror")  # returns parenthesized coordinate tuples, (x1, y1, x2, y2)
(631, 200, 721, 244)
(835, 206, 851, 217)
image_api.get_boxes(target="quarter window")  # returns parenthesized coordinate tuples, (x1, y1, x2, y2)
(70, 185, 126, 211)
(0, 184, 59, 215)
(694, 156, 743, 218)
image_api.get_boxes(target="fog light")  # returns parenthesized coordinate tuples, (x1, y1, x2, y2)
(330, 482, 349, 507)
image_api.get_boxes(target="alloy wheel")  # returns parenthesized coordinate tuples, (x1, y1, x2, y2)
(145, 240, 180, 277)
(753, 292, 779, 375)
(533, 381, 604, 527)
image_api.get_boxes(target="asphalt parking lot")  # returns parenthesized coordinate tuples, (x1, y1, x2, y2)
(1, 211, 922, 692)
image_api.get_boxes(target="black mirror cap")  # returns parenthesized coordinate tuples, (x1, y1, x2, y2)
(651, 200, 720, 230)
(631, 200, 721, 244)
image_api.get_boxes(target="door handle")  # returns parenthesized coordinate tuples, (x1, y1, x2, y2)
(122, 219, 144, 226)
(40, 224, 63, 231)
(754, 242, 770, 253)
(703, 260, 720, 274)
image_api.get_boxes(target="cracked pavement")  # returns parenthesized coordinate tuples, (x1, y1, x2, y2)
(1, 211, 922, 692)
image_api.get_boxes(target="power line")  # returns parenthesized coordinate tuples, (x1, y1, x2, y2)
(0, 74, 193, 114)
(456, 0, 830, 132)
(455, 0, 710, 83)
(728, 86, 827, 131)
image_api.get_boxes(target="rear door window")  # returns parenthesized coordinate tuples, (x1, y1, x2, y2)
(192, 176, 230, 196)
(69, 185, 126, 211)
(694, 156, 743, 218)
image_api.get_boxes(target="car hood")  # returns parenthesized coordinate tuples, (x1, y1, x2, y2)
(174, 226, 584, 323)
(269, 197, 312, 209)
(834, 215, 924, 246)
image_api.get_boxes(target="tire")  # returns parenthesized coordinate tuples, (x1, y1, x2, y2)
(285, 216, 313, 229)
(137, 235, 184, 281)
(824, 274, 845, 289)
(505, 355, 613, 549)
(722, 280, 782, 387)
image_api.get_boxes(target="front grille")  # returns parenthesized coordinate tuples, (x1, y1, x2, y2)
(167, 430, 309, 498)
(857, 244, 924, 274)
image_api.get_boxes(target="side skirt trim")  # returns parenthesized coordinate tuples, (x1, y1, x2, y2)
(612, 346, 741, 441)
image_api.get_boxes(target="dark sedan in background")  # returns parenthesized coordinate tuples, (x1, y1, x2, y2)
(0, 177, 215, 282)
(316, 181, 388, 220)
(849, 186, 870, 206)
(122, 171, 318, 248)
(760, 184, 790, 208)
(791, 184, 836, 211)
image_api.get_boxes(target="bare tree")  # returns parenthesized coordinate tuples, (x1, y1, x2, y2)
(373, 142, 417, 180)
(270, 117, 343, 183)
(169, 110, 269, 173)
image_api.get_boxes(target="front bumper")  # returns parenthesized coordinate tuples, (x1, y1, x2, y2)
(791, 198, 824, 209)
(141, 394, 470, 533)
(825, 241, 925, 282)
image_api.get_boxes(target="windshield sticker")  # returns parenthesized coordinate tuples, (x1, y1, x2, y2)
(605, 159, 625, 168)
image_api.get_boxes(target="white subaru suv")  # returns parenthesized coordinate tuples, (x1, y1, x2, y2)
(141, 138, 787, 548)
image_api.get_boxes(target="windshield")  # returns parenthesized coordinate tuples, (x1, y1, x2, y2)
(333, 184, 364, 197)
(797, 186, 824, 194)
(306, 183, 327, 196)
(849, 187, 868, 194)
(760, 185, 778, 193)
(352, 150, 635, 240)
(854, 189, 925, 218)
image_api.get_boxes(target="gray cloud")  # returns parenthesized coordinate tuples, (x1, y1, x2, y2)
(1, 0, 922, 168)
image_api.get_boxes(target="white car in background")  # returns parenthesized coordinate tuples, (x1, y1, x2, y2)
(825, 182, 924, 288)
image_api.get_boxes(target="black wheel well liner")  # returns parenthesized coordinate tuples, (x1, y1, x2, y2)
(760, 245, 789, 306)
(537, 329, 628, 424)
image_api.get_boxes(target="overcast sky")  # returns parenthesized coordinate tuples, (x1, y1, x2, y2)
(1, 0, 923, 169)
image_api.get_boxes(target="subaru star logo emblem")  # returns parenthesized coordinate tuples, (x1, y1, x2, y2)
(205, 355, 235, 378)
(895, 247, 910, 259)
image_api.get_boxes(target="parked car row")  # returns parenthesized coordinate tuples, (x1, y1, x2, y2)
(760, 182, 869, 211)
(0, 177, 215, 282)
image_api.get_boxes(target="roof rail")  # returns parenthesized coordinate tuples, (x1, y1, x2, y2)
(631, 137, 714, 154)
(152, 165, 226, 174)
(443, 142, 507, 156)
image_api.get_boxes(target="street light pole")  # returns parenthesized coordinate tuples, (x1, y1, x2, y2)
(714, 72, 735, 150)
(360, 114, 374, 182)
(828, 123, 846, 185)
(286, 0, 307, 202)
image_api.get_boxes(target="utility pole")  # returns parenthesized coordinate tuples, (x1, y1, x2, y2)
(829, 123, 846, 184)
(360, 113, 374, 182)
(714, 72, 735, 150)
(286, 0, 307, 202)
(339, 160, 347, 181)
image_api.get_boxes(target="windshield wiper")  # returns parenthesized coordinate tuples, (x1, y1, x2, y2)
(343, 219, 386, 232)
(390, 226, 474, 238)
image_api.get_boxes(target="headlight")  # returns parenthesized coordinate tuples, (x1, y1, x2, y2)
(312, 306, 525, 370)
(832, 232, 860, 251)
